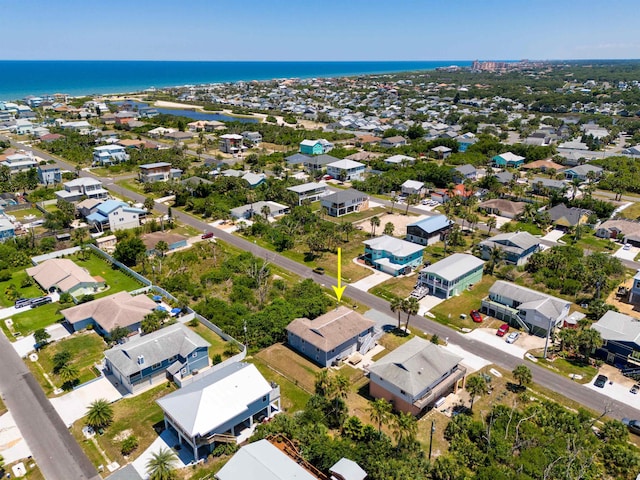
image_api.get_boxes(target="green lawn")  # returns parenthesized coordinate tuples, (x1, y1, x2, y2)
(29, 332, 106, 394)
(558, 233, 616, 252)
(188, 322, 228, 359)
(8, 302, 68, 337)
(250, 357, 311, 413)
(73, 253, 144, 296)
(619, 202, 640, 221)
(528, 353, 598, 384)
(0, 269, 45, 308)
(502, 221, 542, 235)
(430, 275, 496, 330)
(370, 274, 418, 302)
(10, 207, 45, 221)
(115, 179, 148, 196)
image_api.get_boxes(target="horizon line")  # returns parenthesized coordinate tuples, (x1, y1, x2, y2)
(1, 58, 640, 63)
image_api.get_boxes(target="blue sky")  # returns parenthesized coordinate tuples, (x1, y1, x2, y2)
(1, 0, 639, 61)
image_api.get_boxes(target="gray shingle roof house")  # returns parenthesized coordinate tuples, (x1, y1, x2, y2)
(104, 323, 210, 394)
(368, 337, 466, 415)
(547, 204, 592, 228)
(531, 177, 567, 193)
(481, 281, 570, 336)
(287, 306, 377, 367)
(478, 231, 541, 266)
(321, 189, 369, 217)
(215, 439, 318, 480)
(157, 362, 280, 461)
(596, 219, 640, 245)
(591, 311, 640, 367)
(477, 199, 526, 219)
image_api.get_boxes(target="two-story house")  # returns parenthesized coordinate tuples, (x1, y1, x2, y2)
(592, 311, 640, 367)
(138, 162, 182, 183)
(321, 189, 369, 217)
(368, 337, 466, 416)
(287, 306, 377, 367)
(85, 199, 146, 232)
(0, 218, 15, 242)
(241, 131, 262, 145)
(105, 323, 210, 394)
(326, 159, 365, 182)
(92, 145, 130, 166)
(219, 134, 244, 154)
(492, 152, 526, 168)
(452, 164, 477, 183)
(478, 231, 541, 266)
(406, 215, 454, 246)
(55, 178, 109, 202)
(379, 136, 407, 148)
(481, 280, 570, 336)
(363, 235, 424, 276)
(4, 153, 38, 174)
(299, 139, 334, 155)
(401, 180, 424, 196)
(37, 165, 61, 185)
(417, 253, 484, 299)
(286, 182, 328, 205)
(157, 362, 280, 460)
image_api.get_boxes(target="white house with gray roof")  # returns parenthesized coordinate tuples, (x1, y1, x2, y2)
(417, 253, 484, 299)
(104, 323, 210, 394)
(157, 362, 280, 461)
(321, 188, 369, 217)
(368, 337, 466, 415)
(481, 280, 570, 336)
(326, 159, 365, 181)
(286, 182, 328, 205)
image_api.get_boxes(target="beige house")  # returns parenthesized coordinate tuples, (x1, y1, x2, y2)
(26, 258, 105, 297)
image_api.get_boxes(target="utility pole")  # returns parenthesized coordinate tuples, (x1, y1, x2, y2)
(428, 420, 435, 461)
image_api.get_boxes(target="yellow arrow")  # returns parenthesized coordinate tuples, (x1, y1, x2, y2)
(332, 247, 346, 302)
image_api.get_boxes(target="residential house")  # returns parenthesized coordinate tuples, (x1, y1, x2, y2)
(215, 439, 319, 480)
(629, 270, 640, 304)
(114, 111, 138, 125)
(596, 219, 640, 246)
(478, 231, 541, 265)
(401, 180, 424, 196)
(242, 172, 266, 188)
(105, 323, 210, 394)
(219, 134, 244, 154)
(384, 154, 415, 166)
(363, 235, 425, 276)
(37, 165, 61, 185)
(405, 215, 453, 246)
(92, 145, 130, 166)
(547, 204, 592, 228)
(61, 291, 157, 336)
(417, 253, 484, 299)
(286, 182, 328, 205)
(481, 280, 570, 336)
(60, 120, 92, 135)
(430, 184, 473, 204)
(85, 200, 146, 232)
(368, 337, 466, 415)
(321, 189, 369, 217)
(563, 164, 603, 181)
(494, 171, 516, 185)
(286, 306, 377, 367)
(76, 198, 103, 218)
(230, 201, 289, 220)
(299, 139, 333, 155)
(622, 145, 640, 156)
(591, 311, 640, 367)
(138, 162, 182, 183)
(26, 258, 105, 297)
(241, 131, 262, 145)
(293, 153, 340, 172)
(55, 178, 109, 202)
(531, 177, 567, 194)
(326, 159, 366, 181)
(14, 119, 34, 135)
(285, 153, 311, 167)
(492, 152, 526, 168)
(521, 159, 564, 173)
(330, 458, 367, 480)
(157, 362, 280, 460)
(0, 218, 15, 242)
(431, 145, 452, 159)
(456, 133, 478, 152)
(453, 164, 477, 182)
(4, 153, 38, 174)
(141, 232, 188, 255)
(478, 199, 526, 219)
(379, 136, 407, 148)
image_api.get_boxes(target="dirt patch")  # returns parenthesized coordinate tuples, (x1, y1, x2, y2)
(606, 278, 640, 317)
(113, 429, 133, 442)
(255, 343, 321, 393)
(355, 212, 427, 237)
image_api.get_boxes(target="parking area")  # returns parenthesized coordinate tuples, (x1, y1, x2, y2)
(50, 376, 122, 427)
(349, 269, 394, 292)
(463, 328, 545, 359)
(542, 228, 566, 243)
(586, 373, 640, 411)
(613, 244, 640, 261)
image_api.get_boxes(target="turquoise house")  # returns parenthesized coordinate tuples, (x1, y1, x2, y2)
(300, 139, 324, 155)
(363, 235, 424, 276)
(492, 152, 526, 168)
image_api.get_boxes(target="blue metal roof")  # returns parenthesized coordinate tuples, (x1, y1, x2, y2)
(86, 212, 108, 223)
(96, 199, 127, 215)
(408, 214, 452, 234)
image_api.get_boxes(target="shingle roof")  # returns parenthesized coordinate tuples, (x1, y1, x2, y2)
(454, 164, 476, 175)
(286, 306, 375, 352)
(489, 281, 569, 319)
(408, 214, 452, 234)
(26, 258, 98, 292)
(285, 153, 311, 164)
(368, 337, 462, 397)
(156, 362, 270, 437)
(420, 253, 483, 281)
(322, 188, 368, 205)
(478, 199, 526, 216)
(592, 310, 640, 345)
(547, 204, 592, 226)
(104, 323, 210, 377)
(363, 235, 424, 257)
(61, 291, 157, 331)
(479, 231, 540, 253)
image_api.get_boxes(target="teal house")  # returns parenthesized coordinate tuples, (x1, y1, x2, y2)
(492, 152, 526, 168)
(299, 138, 333, 155)
(363, 235, 424, 276)
(417, 253, 484, 298)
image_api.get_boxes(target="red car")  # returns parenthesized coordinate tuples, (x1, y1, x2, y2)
(470, 310, 482, 323)
(496, 323, 510, 337)
(201, 231, 214, 239)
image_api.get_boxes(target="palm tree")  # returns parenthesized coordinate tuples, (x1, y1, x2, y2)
(486, 216, 497, 235)
(144, 197, 155, 212)
(390, 296, 404, 329)
(383, 222, 395, 236)
(58, 363, 79, 384)
(465, 375, 488, 412)
(86, 399, 113, 429)
(405, 193, 419, 215)
(570, 177, 582, 200)
(146, 447, 178, 480)
(466, 213, 479, 232)
(486, 245, 504, 275)
(392, 411, 418, 448)
(402, 297, 420, 333)
(390, 194, 399, 213)
(512, 364, 532, 388)
(367, 398, 392, 434)
(260, 204, 271, 221)
(369, 216, 381, 237)
(340, 221, 354, 242)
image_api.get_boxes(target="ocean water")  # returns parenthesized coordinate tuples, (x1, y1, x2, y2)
(0, 60, 471, 100)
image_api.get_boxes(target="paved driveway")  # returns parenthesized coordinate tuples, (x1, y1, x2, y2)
(349, 270, 393, 292)
(0, 412, 32, 464)
(13, 323, 71, 358)
(613, 245, 640, 261)
(464, 328, 529, 359)
(541, 228, 565, 243)
(132, 428, 193, 479)
(50, 376, 122, 427)
(586, 376, 640, 412)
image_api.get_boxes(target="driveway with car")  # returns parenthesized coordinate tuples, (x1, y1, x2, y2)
(614, 244, 640, 261)
(464, 328, 530, 358)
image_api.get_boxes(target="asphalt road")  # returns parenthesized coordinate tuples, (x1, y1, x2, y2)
(0, 332, 100, 480)
(8, 137, 640, 420)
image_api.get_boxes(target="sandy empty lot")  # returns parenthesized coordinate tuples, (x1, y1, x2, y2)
(356, 212, 428, 236)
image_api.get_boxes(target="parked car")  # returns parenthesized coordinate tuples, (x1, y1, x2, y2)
(496, 323, 510, 337)
(594, 374, 608, 388)
(470, 310, 482, 323)
(622, 418, 640, 435)
(624, 243, 631, 250)
(631, 384, 640, 394)
(312, 266, 325, 275)
(505, 332, 520, 344)
(201, 231, 214, 239)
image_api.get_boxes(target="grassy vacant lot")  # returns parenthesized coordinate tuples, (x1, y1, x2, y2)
(72, 382, 176, 469)
(188, 322, 228, 360)
(619, 201, 640, 221)
(29, 332, 106, 395)
(115, 178, 148, 196)
(73, 253, 144, 296)
(430, 275, 496, 330)
(559, 232, 616, 253)
(254, 343, 321, 393)
(370, 274, 418, 301)
(0, 269, 44, 308)
(10, 207, 44, 221)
